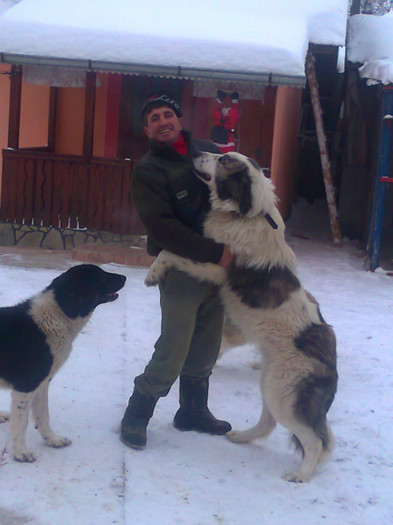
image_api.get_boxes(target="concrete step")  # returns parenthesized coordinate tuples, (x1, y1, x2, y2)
(72, 244, 154, 267)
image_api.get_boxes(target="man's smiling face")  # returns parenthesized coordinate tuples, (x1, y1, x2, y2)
(144, 106, 183, 145)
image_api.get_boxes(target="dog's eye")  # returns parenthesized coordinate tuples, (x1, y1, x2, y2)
(218, 156, 228, 165)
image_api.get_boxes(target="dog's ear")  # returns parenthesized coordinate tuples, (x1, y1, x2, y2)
(217, 167, 252, 215)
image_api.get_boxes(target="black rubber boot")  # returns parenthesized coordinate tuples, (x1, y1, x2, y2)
(173, 375, 231, 435)
(120, 389, 158, 449)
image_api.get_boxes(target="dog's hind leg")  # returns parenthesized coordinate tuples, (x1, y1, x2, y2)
(227, 404, 277, 443)
(283, 424, 323, 483)
(0, 411, 10, 423)
(32, 380, 72, 449)
(317, 423, 335, 465)
(11, 390, 36, 462)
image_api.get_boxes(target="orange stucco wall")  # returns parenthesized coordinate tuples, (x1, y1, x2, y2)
(55, 86, 85, 155)
(270, 86, 302, 219)
(0, 66, 50, 194)
(20, 82, 50, 148)
(54, 73, 108, 156)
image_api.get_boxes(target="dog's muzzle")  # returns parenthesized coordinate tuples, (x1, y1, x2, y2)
(194, 169, 211, 182)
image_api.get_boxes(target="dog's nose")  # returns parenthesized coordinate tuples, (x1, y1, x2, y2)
(218, 155, 229, 165)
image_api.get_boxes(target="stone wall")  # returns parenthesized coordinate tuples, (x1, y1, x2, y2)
(0, 222, 146, 251)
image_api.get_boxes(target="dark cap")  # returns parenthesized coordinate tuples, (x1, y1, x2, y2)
(141, 90, 182, 121)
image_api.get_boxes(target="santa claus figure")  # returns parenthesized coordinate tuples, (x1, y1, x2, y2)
(210, 90, 239, 153)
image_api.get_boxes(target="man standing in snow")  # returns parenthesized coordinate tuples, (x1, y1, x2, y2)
(120, 91, 233, 449)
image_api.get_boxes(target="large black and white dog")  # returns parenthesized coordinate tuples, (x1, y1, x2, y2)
(146, 152, 338, 483)
(0, 264, 126, 462)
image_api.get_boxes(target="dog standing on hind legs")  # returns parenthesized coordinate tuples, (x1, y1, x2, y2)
(146, 151, 338, 482)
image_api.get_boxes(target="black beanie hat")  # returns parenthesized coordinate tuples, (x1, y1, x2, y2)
(141, 90, 182, 120)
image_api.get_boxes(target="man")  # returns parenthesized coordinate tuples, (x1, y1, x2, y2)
(120, 91, 233, 449)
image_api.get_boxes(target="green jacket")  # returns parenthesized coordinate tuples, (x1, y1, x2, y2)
(131, 130, 224, 263)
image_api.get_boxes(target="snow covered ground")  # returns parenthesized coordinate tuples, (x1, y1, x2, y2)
(0, 200, 392, 525)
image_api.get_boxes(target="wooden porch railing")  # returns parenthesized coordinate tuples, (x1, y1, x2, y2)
(0, 149, 145, 234)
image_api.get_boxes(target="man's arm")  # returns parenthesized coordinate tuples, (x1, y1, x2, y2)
(132, 164, 224, 264)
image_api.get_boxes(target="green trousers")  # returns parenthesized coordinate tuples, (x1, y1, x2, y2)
(134, 268, 224, 398)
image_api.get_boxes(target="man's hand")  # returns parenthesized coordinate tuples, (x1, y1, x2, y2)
(218, 246, 235, 267)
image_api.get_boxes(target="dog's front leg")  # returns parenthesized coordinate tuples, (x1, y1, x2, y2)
(11, 390, 36, 462)
(32, 380, 72, 449)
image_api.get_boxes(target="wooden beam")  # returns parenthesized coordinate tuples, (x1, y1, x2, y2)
(104, 74, 122, 158)
(8, 65, 22, 149)
(47, 86, 57, 152)
(83, 71, 96, 157)
(305, 52, 341, 244)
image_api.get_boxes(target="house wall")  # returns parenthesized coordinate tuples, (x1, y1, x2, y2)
(270, 86, 302, 219)
(19, 82, 50, 148)
(55, 87, 84, 155)
(0, 65, 50, 195)
(0, 69, 303, 226)
(54, 73, 108, 157)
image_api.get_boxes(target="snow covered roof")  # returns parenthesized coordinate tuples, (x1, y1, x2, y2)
(347, 12, 393, 85)
(0, 0, 348, 86)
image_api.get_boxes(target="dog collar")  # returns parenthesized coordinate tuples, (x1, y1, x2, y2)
(230, 210, 278, 229)
(264, 213, 278, 229)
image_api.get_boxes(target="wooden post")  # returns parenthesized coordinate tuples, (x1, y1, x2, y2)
(83, 71, 96, 157)
(47, 86, 57, 152)
(305, 52, 342, 244)
(8, 65, 22, 149)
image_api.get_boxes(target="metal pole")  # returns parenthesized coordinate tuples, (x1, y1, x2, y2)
(305, 52, 342, 244)
(365, 88, 393, 271)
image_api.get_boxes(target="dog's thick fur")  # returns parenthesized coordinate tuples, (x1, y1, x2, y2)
(0, 264, 126, 462)
(146, 152, 337, 482)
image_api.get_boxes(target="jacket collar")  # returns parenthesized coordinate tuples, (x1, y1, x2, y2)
(149, 130, 194, 162)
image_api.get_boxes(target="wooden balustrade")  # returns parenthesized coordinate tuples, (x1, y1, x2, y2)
(0, 149, 145, 234)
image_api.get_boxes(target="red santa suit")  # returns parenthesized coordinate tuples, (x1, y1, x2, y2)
(210, 91, 239, 153)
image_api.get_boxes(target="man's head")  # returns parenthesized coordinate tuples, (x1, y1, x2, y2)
(142, 91, 183, 145)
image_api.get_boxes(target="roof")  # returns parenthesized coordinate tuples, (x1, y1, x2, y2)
(0, 0, 348, 87)
(347, 12, 393, 86)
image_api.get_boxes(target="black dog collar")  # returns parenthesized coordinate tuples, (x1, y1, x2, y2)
(264, 213, 278, 229)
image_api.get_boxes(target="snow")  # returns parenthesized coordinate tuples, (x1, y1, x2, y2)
(0, 0, 348, 79)
(0, 200, 392, 525)
(347, 12, 393, 85)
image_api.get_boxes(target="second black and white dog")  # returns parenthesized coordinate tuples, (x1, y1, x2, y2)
(146, 152, 338, 482)
(0, 264, 126, 462)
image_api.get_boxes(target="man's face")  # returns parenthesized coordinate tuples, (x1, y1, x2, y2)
(144, 106, 183, 145)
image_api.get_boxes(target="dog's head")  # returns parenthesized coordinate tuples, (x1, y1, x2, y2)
(193, 152, 277, 218)
(47, 264, 126, 318)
